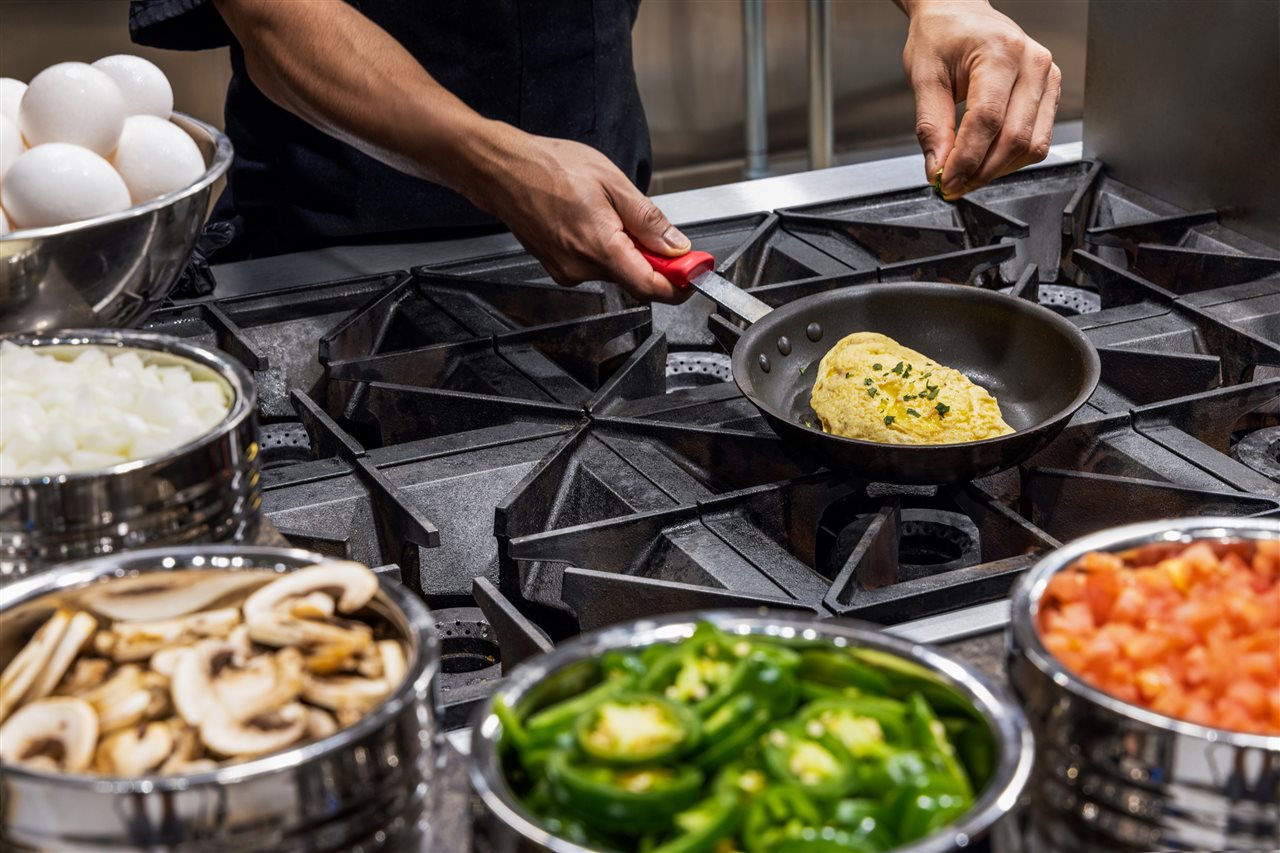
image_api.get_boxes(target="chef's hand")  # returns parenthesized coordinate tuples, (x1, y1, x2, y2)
(899, 0, 1061, 198)
(460, 123, 693, 304)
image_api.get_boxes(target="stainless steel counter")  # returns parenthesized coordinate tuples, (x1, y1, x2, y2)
(209, 142, 1084, 297)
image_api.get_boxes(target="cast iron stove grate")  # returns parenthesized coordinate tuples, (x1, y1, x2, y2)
(151, 158, 1280, 726)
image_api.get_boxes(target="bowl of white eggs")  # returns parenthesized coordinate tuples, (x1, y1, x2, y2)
(0, 56, 232, 334)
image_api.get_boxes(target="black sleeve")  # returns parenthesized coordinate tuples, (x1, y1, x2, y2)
(129, 0, 235, 51)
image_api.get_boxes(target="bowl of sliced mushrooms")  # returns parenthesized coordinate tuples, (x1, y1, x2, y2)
(0, 545, 441, 852)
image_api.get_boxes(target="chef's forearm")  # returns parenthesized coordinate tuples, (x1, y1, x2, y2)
(211, 0, 498, 192)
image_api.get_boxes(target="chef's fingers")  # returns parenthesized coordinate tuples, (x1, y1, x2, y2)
(963, 51, 1057, 191)
(939, 54, 1018, 198)
(611, 182, 690, 257)
(599, 227, 692, 304)
(908, 60, 958, 183)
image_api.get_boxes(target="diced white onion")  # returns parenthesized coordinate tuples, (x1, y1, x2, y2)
(0, 341, 231, 477)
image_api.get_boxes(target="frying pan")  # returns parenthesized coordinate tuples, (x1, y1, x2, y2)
(641, 248, 1101, 485)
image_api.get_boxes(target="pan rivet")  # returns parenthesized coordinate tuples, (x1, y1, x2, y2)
(759, 354, 771, 372)
(806, 323, 823, 342)
(776, 337, 792, 356)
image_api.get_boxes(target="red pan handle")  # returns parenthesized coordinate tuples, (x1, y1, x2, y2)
(631, 240, 715, 289)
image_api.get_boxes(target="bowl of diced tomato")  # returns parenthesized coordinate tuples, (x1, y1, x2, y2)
(1008, 517, 1279, 853)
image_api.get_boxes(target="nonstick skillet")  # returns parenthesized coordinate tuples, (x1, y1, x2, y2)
(640, 248, 1101, 485)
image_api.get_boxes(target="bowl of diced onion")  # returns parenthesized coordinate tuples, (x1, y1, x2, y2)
(0, 330, 262, 581)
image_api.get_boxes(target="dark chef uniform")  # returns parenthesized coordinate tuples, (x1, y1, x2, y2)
(129, 0, 652, 264)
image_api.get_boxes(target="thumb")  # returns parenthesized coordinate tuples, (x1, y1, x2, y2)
(612, 181, 690, 257)
(911, 69, 958, 183)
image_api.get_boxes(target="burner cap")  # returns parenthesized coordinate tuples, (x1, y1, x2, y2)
(1000, 283, 1100, 317)
(257, 421, 313, 469)
(666, 352, 732, 393)
(828, 507, 982, 584)
(1233, 426, 1280, 481)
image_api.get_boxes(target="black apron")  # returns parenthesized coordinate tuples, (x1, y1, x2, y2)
(130, 0, 651, 262)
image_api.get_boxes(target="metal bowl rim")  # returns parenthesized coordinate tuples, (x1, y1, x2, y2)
(0, 112, 232, 242)
(0, 544, 440, 791)
(0, 328, 256, 485)
(730, 281, 1102, 451)
(468, 608, 1035, 853)
(1010, 516, 1280, 750)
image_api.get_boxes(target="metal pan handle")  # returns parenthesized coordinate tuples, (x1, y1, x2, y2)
(633, 241, 773, 326)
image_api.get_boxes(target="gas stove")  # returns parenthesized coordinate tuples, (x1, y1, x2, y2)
(146, 158, 1280, 728)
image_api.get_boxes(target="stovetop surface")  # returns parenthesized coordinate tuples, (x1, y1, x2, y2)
(148, 157, 1280, 728)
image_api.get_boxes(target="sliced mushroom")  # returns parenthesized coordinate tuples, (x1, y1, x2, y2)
(305, 636, 373, 676)
(242, 561, 379, 623)
(305, 706, 339, 740)
(141, 670, 172, 719)
(212, 647, 305, 722)
(55, 658, 113, 696)
(247, 612, 373, 656)
(335, 707, 363, 728)
(170, 637, 246, 726)
(287, 591, 336, 620)
(0, 609, 72, 723)
(158, 718, 204, 775)
(108, 607, 241, 662)
(199, 702, 308, 757)
(0, 697, 98, 772)
(96, 721, 174, 776)
(80, 664, 152, 733)
(77, 571, 264, 622)
(301, 674, 393, 712)
(355, 643, 383, 679)
(379, 640, 408, 689)
(21, 610, 99, 705)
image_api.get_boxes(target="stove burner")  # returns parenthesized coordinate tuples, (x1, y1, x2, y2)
(256, 421, 313, 469)
(665, 352, 732, 392)
(1000, 283, 1101, 317)
(1233, 426, 1280, 481)
(827, 508, 982, 584)
(433, 607, 502, 728)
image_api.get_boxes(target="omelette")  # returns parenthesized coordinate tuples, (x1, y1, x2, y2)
(809, 332, 1014, 445)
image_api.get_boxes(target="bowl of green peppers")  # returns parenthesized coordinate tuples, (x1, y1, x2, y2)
(468, 611, 1033, 853)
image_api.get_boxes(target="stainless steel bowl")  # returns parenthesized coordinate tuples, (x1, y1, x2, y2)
(0, 545, 442, 851)
(0, 330, 262, 581)
(1009, 517, 1280, 853)
(0, 113, 232, 334)
(469, 609, 1034, 853)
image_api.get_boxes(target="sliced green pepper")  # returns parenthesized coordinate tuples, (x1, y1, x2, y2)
(906, 693, 972, 797)
(883, 771, 972, 845)
(546, 749, 704, 834)
(762, 723, 858, 800)
(847, 649, 980, 720)
(743, 786, 825, 853)
(954, 719, 996, 792)
(693, 694, 773, 769)
(526, 673, 635, 739)
(577, 693, 702, 766)
(797, 651, 891, 695)
(652, 791, 745, 853)
(714, 762, 770, 800)
(761, 827, 883, 852)
(830, 799, 895, 851)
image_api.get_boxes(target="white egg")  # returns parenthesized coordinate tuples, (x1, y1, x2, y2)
(0, 78, 25, 126)
(0, 114, 24, 181)
(19, 62, 125, 156)
(111, 115, 205, 203)
(92, 55, 173, 119)
(1, 143, 130, 229)
(0, 206, 9, 234)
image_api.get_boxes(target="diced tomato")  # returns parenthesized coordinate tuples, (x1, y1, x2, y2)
(1037, 537, 1280, 735)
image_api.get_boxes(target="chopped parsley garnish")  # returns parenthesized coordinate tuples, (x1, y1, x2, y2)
(903, 394, 915, 401)
(867, 388, 877, 397)
(845, 372, 852, 379)
(799, 365, 806, 375)
(883, 415, 895, 426)
(936, 402, 950, 418)
(872, 363, 883, 371)
(925, 385, 940, 400)
(891, 362, 904, 375)
(902, 365, 912, 379)
(863, 377, 873, 386)
(906, 408, 921, 418)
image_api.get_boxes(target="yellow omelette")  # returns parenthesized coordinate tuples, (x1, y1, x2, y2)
(809, 332, 1014, 445)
